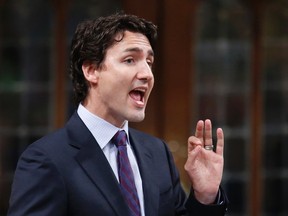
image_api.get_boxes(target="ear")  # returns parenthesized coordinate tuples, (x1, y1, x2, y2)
(82, 60, 99, 84)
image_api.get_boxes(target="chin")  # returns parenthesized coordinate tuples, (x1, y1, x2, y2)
(128, 112, 145, 123)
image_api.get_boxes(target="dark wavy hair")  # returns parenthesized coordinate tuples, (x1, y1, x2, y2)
(69, 13, 158, 105)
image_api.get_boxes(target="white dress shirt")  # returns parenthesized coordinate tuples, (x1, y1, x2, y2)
(77, 104, 145, 215)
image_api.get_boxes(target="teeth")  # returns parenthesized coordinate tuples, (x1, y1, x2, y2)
(134, 88, 146, 93)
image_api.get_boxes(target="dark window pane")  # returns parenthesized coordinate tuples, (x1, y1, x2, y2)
(264, 90, 284, 124)
(226, 94, 246, 127)
(225, 138, 246, 172)
(21, 45, 51, 83)
(0, 46, 21, 83)
(264, 134, 288, 169)
(198, 93, 219, 121)
(263, 178, 285, 214)
(25, 91, 50, 126)
(0, 92, 20, 126)
(0, 135, 20, 172)
(225, 180, 246, 213)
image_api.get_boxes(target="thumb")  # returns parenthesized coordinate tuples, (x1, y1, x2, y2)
(185, 145, 202, 168)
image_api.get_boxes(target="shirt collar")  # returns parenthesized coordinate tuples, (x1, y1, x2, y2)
(77, 103, 129, 149)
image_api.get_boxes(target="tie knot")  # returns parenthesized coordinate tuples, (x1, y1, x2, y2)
(112, 130, 127, 147)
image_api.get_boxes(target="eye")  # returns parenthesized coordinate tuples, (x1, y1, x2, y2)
(147, 59, 154, 68)
(124, 58, 135, 64)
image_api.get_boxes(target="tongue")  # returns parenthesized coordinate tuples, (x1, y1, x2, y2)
(130, 91, 141, 101)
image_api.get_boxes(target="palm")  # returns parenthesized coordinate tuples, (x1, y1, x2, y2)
(184, 119, 224, 204)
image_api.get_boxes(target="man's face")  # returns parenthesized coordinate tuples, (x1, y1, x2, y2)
(86, 31, 154, 127)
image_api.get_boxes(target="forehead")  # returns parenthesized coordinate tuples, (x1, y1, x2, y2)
(110, 31, 153, 54)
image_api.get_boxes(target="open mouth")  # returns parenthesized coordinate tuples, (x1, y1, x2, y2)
(129, 88, 146, 105)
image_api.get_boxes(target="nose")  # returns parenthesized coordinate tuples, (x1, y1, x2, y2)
(137, 61, 154, 81)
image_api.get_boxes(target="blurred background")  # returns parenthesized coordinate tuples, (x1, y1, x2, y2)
(0, 0, 288, 215)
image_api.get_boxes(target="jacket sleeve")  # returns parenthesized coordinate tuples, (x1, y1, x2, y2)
(7, 145, 67, 216)
(185, 187, 228, 215)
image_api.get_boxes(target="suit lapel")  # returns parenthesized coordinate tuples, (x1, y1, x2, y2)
(66, 113, 160, 215)
(129, 129, 159, 216)
(66, 113, 130, 216)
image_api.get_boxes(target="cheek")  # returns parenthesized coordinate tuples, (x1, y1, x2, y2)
(151, 79, 155, 89)
(148, 80, 154, 95)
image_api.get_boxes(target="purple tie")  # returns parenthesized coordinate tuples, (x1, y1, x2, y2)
(112, 130, 141, 216)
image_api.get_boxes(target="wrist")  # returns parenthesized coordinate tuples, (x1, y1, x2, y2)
(194, 190, 218, 205)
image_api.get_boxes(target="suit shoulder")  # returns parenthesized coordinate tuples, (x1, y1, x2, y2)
(34, 127, 67, 146)
(23, 127, 69, 157)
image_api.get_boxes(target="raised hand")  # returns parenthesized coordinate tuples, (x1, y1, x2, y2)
(184, 119, 224, 204)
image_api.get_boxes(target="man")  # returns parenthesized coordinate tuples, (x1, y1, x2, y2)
(8, 13, 228, 215)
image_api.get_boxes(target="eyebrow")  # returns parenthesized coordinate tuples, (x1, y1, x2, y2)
(123, 47, 154, 57)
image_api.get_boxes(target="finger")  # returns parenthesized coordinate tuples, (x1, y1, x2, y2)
(204, 119, 213, 147)
(215, 128, 224, 156)
(185, 145, 202, 169)
(187, 136, 202, 152)
(195, 120, 204, 142)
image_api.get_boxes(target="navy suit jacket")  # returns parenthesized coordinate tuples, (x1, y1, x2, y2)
(8, 112, 227, 216)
